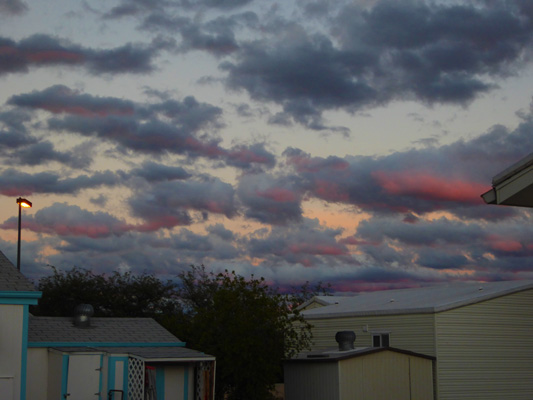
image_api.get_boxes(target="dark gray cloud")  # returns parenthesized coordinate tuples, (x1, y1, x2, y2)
(0, 34, 166, 76)
(0, 0, 28, 15)
(129, 161, 191, 182)
(0, 169, 121, 196)
(10, 85, 276, 170)
(5, 141, 94, 168)
(0, 203, 133, 238)
(247, 218, 355, 268)
(220, 0, 533, 130)
(129, 177, 237, 229)
(237, 173, 304, 225)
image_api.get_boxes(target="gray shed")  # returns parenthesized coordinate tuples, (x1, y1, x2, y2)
(284, 346, 434, 400)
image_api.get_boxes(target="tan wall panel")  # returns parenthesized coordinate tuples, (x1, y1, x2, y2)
(308, 313, 436, 356)
(26, 348, 48, 400)
(435, 289, 533, 400)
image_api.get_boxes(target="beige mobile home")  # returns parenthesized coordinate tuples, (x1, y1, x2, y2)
(300, 281, 533, 400)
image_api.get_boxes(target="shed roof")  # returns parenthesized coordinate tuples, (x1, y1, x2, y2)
(0, 250, 36, 292)
(29, 316, 181, 343)
(29, 316, 214, 361)
(286, 346, 435, 363)
(302, 280, 533, 319)
(49, 346, 214, 361)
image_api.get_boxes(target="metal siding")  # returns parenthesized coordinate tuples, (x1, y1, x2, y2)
(338, 351, 433, 400)
(308, 313, 436, 356)
(435, 289, 533, 400)
(409, 355, 434, 400)
(284, 362, 339, 400)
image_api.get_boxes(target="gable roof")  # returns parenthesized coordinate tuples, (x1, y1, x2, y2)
(286, 346, 435, 363)
(28, 316, 215, 361)
(302, 280, 533, 319)
(29, 316, 181, 344)
(0, 250, 36, 292)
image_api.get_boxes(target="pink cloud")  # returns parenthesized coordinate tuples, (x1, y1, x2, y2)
(26, 50, 84, 64)
(288, 243, 346, 256)
(372, 170, 489, 204)
(228, 148, 271, 165)
(486, 235, 523, 252)
(340, 237, 381, 246)
(256, 187, 298, 203)
(313, 180, 349, 202)
(286, 153, 349, 173)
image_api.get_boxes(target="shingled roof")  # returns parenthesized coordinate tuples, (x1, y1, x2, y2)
(29, 316, 181, 343)
(29, 316, 214, 360)
(0, 250, 36, 292)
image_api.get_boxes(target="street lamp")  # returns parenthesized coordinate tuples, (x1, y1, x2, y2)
(16, 197, 32, 272)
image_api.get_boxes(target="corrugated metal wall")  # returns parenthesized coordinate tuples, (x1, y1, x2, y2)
(285, 351, 434, 400)
(435, 289, 533, 400)
(307, 313, 436, 356)
(284, 361, 339, 400)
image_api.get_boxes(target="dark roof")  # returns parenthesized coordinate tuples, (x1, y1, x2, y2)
(29, 316, 181, 343)
(0, 250, 36, 292)
(286, 347, 435, 364)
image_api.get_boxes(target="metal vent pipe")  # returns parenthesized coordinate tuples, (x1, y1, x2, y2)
(335, 330, 356, 351)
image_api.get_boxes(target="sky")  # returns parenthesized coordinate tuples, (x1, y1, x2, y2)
(1, 0, 533, 292)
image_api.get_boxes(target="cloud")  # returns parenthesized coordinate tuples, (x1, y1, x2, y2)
(129, 176, 237, 229)
(0, 0, 28, 15)
(237, 173, 304, 225)
(247, 218, 354, 267)
(0, 169, 121, 196)
(0, 34, 166, 76)
(220, 0, 533, 129)
(8, 85, 136, 117)
(0, 203, 134, 238)
(282, 116, 533, 220)
(9, 85, 275, 170)
(129, 161, 191, 182)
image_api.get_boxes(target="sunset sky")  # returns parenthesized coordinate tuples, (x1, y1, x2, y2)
(2, 0, 533, 291)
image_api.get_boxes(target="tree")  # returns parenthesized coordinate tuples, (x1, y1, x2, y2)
(174, 266, 313, 400)
(32, 265, 317, 400)
(31, 266, 180, 320)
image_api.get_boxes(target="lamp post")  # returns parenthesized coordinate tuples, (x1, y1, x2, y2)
(16, 197, 32, 272)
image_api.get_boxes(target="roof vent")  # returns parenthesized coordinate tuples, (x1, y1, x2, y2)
(73, 304, 94, 328)
(335, 330, 356, 351)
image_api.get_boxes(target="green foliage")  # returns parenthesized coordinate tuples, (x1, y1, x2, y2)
(31, 266, 180, 319)
(175, 266, 313, 400)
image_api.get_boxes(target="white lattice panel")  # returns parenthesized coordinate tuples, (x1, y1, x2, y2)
(128, 356, 145, 400)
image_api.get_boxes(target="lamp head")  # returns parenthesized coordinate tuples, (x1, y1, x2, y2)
(16, 197, 32, 208)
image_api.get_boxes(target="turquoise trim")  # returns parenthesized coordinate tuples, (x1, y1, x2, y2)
(0, 291, 42, 299)
(61, 355, 69, 399)
(183, 366, 189, 400)
(108, 356, 128, 400)
(98, 354, 104, 400)
(156, 367, 165, 400)
(0, 291, 41, 305)
(20, 305, 29, 400)
(29, 341, 186, 348)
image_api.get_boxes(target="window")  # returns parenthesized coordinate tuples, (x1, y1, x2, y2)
(372, 333, 390, 347)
